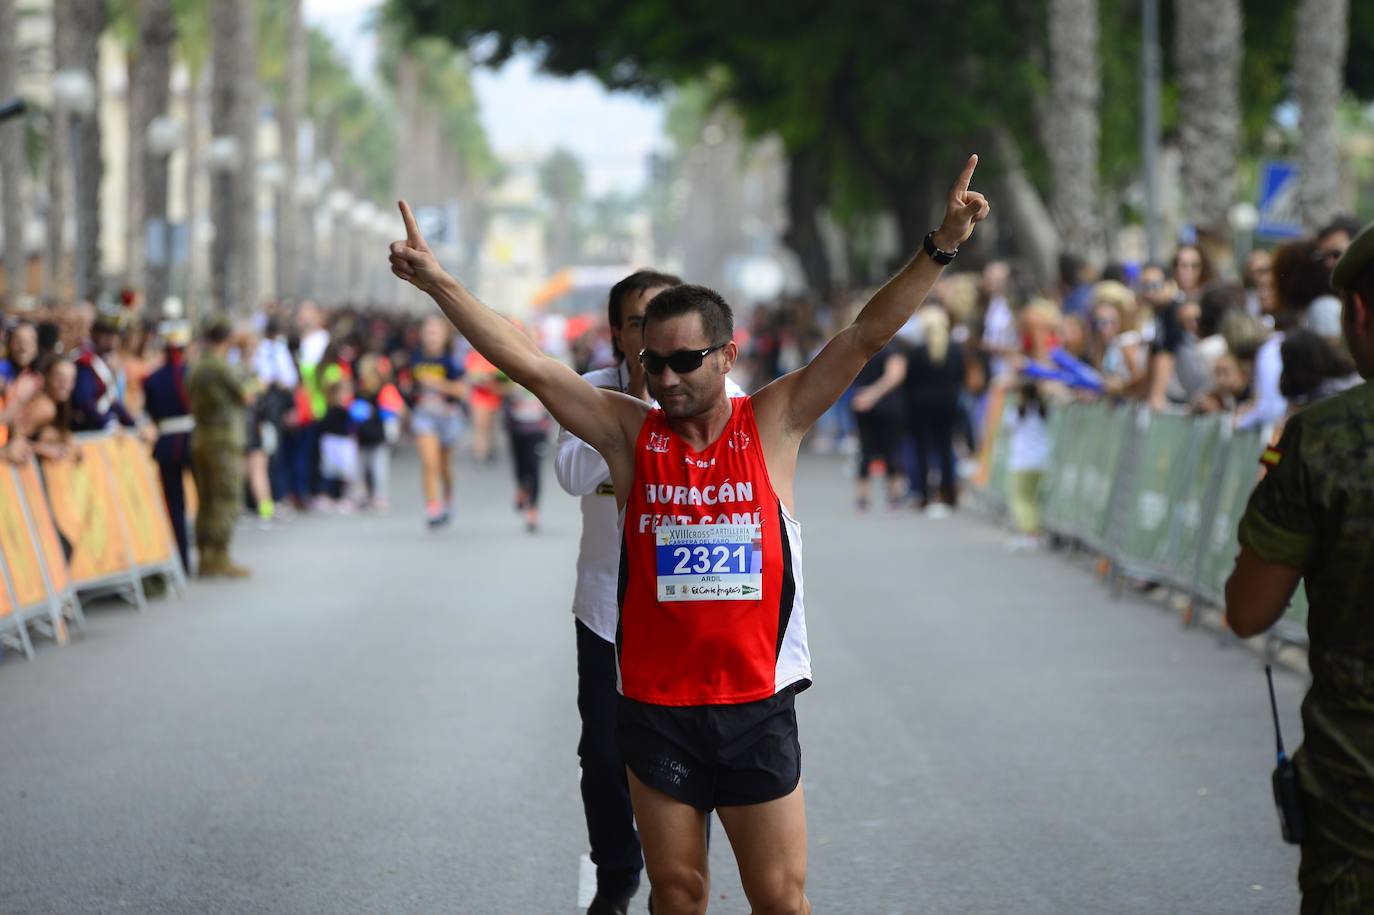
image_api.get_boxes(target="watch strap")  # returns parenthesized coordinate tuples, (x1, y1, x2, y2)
(923, 230, 958, 265)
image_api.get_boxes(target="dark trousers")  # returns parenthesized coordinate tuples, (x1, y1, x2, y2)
(157, 455, 190, 574)
(908, 409, 958, 505)
(283, 422, 319, 502)
(508, 426, 547, 508)
(576, 619, 643, 897)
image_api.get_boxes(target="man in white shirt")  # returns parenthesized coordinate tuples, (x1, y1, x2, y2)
(980, 260, 1017, 381)
(554, 271, 743, 915)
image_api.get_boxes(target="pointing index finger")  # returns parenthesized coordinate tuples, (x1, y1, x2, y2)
(399, 200, 424, 247)
(954, 154, 979, 197)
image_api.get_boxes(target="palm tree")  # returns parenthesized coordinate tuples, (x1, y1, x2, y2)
(280, 0, 305, 301)
(1294, 0, 1350, 229)
(136, 0, 175, 314)
(44, 0, 78, 301)
(210, 0, 258, 313)
(540, 147, 584, 268)
(69, 0, 105, 303)
(1173, 0, 1242, 246)
(0, 0, 24, 306)
(172, 0, 210, 317)
(110, 0, 144, 294)
(1046, 0, 1105, 264)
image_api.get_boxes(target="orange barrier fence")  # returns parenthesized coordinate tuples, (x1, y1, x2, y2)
(0, 431, 185, 661)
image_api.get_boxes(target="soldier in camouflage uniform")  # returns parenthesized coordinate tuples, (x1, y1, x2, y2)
(1226, 220, 1374, 914)
(189, 315, 249, 578)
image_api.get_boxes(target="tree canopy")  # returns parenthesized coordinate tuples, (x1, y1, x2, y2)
(388, 0, 1374, 279)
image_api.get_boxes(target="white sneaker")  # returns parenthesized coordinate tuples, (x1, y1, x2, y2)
(925, 504, 951, 520)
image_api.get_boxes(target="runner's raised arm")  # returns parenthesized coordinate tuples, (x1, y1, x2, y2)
(754, 155, 990, 440)
(389, 201, 645, 480)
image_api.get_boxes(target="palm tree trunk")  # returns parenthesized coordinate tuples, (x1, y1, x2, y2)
(0, 0, 25, 306)
(781, 147, 832, 298)
(69, 0, 105, 303)
(1173, 0, 1242, 240)
(1295, 0, 1350, 230)
(1047, 0, 1105, 263)
(992, 126, 1059, 288)
(45, 0, 72, 300)
(137, 0, 174, 315)
(183, 66, 203, 320)
(210, 0, 258, 313)
(281, 0, 304, 301)
(126, 51, 143, 295)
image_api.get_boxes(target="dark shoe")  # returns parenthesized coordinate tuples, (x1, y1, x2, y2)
(585, 891, 632, 915)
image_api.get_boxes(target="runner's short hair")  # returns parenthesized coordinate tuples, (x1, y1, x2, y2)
(608, 270, 682, 360)
(644, 284, 734, 346)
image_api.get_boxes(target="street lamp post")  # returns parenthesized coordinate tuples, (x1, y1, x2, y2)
(328, 188, 353, 304)
(145, 113, 183, 318)
(258, 158, 286, 302)
(1140, 0, 1162, 265)
(293, 173, 320, 301)
(206, 134, 241, 315)
(52, 69, 96, 302)
(350, 200, 375, 305)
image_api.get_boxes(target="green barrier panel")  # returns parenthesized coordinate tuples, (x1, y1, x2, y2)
(1115, 412, 1195, 570)
(1041, 404, 1082, 535)
(1196, 430, 1265, 604)
(1285, 584, 1310, 627)
(1157, 416, 1225, 583)
(986, 409, 1012, 511)
(1065, 403, 1104, 540)
(1079, 405, 1131, 548)
(1068, 402, 1108, 541)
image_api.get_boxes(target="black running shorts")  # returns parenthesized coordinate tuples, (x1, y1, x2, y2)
(616, 688, 801, 811)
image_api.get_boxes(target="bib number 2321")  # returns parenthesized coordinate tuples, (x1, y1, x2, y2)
(655, 523, 763, 602)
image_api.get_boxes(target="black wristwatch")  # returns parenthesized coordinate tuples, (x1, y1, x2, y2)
(923, 230, 958, 265)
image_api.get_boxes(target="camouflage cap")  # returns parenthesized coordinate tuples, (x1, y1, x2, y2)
(201, 313, 234, 339)
(1331, 219, 1374, 293)
(93, 308, 128, 333)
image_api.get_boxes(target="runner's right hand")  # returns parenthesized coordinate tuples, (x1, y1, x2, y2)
(390, 201, 446, 294)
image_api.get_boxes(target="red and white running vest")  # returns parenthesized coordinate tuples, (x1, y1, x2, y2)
(618, 396, 811, 706)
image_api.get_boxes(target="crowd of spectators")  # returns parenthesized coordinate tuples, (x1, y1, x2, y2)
(4, 219, 1364, 543)
(0, 298, 595, 537)
(731, 217, 1367, 538)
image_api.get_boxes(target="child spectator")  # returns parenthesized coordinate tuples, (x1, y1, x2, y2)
(503, 377, 552, 533)
(318, 378, 360, 513)
(1193, 344, 1255, 417)
(353, 354, 406, 513)
(1005, 381, 1052, 551)
(19, 358, 80, 462)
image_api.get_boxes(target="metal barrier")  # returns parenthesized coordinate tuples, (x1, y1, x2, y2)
(979, 398, 1304, 651)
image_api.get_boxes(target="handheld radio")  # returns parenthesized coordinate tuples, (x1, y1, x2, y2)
(0, 98, 26, 123)
(1267, 664, 1305, 844)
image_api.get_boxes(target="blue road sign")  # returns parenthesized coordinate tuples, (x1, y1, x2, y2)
(1257, 160, 1303, 239)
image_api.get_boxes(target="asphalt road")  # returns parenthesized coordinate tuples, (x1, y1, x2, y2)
(0, 448, 1306, 914)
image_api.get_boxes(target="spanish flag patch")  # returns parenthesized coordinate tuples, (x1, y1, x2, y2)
(1260, 447, 1283, 468)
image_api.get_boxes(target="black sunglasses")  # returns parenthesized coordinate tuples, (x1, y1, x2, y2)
(638, 342, 728, 376)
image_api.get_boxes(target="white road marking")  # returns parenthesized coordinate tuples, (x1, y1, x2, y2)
(578, 852, 596, 909)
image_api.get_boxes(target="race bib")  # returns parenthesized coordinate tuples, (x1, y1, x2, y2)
(655, 523, 762, 601)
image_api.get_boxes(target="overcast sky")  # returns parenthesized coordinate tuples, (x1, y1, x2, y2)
(304, 0, 666, 195)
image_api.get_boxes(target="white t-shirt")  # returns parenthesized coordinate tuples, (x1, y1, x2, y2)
(555, 363, 746, 642)
(1005, 406, 1053, 473)
(982, 296, 1017, 379)
(1236, 334, 1286, 431)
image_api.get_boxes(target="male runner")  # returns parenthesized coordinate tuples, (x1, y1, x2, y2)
(391, 156, 989, 915)
(555, 270, 744, 914)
